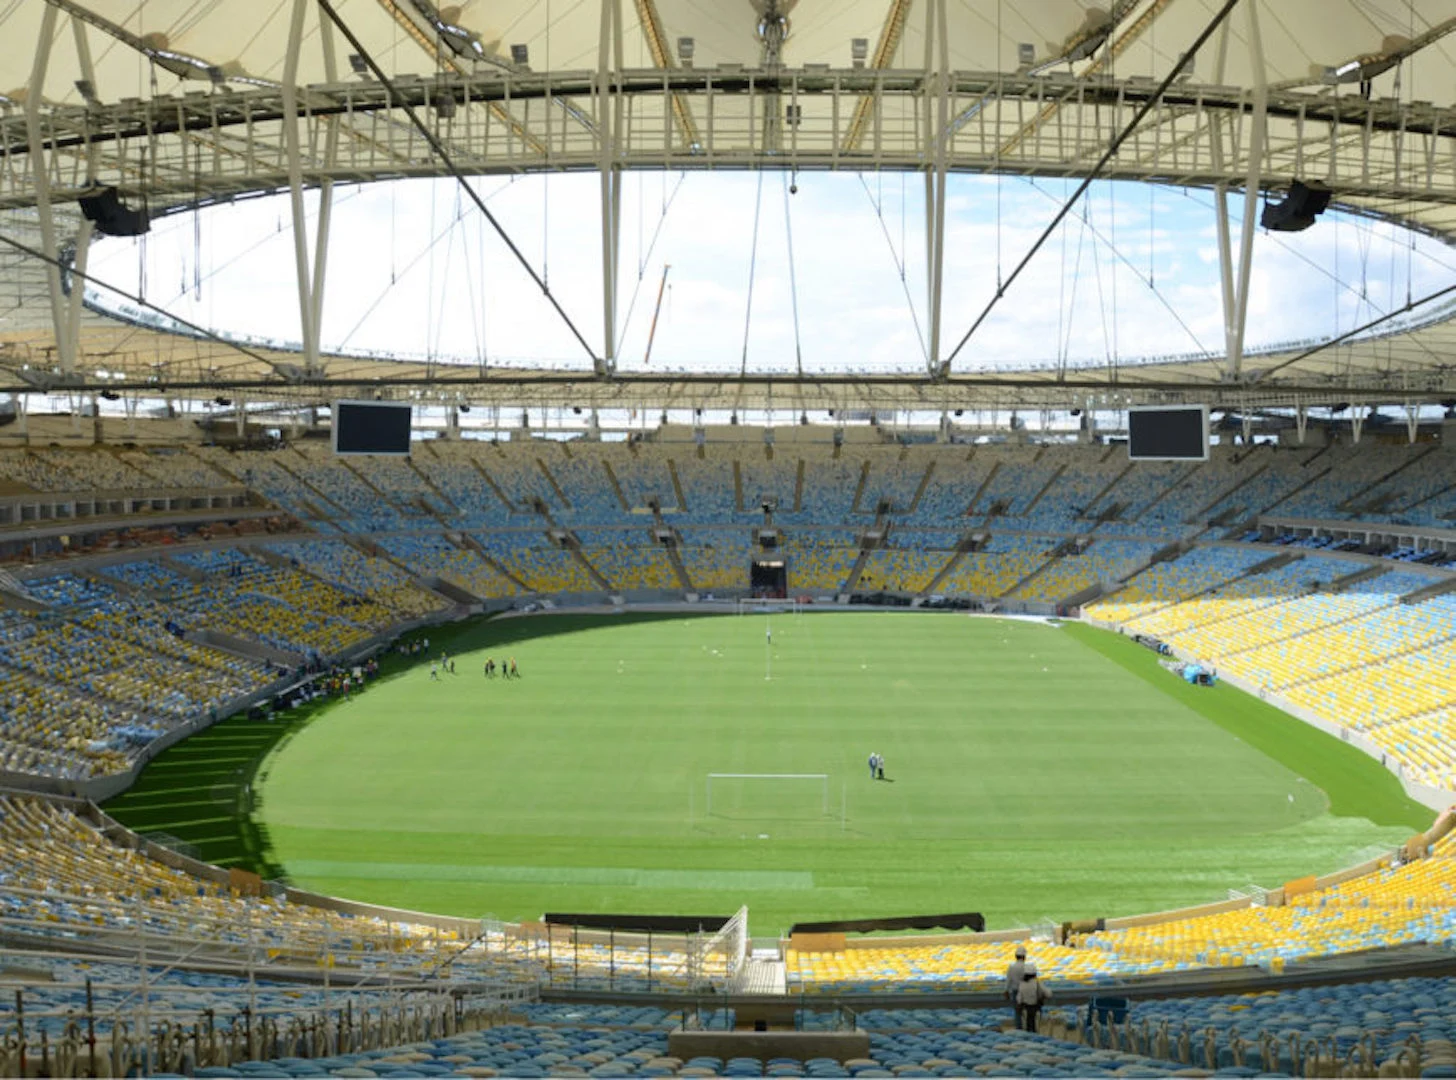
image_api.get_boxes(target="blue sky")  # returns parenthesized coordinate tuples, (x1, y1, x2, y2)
(86, 171, 1456, 377)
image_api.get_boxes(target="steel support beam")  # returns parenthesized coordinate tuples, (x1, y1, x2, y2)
(25, 5, 72, 375)
(64, 9, 99, 368)
(598, 0, 623, 376)
(309, 3, 341, 371)
(1227, 1, 1267, 380)
(282, 0, 323, 377)
(924, 0, 949, 378)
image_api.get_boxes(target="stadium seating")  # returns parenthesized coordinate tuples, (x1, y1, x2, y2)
(1010, 540, 1159, 603)
(268, 540, 449, 618)
(677, 528, 753, 592)
(377, 533, 520, 598)
(936, 535, 1058, 599)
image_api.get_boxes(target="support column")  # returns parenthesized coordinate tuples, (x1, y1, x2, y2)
(597, 0, 623, 376)
(25, 6, 72, 374)
(924, 0, 949, 378)
(309, 8, 340, 365)
(65, 13, 100, 372)
(282, 0, 321, 376)
(1227, 1, 1267, 380)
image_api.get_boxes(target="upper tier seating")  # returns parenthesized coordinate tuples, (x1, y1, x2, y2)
(268, 540, 449, 618)
(376, 533, 520, 598)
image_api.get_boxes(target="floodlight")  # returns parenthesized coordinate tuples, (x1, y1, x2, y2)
(678, 37, 695, 67)
(510, 43, 530, 67)
(851, 38, 869, 67)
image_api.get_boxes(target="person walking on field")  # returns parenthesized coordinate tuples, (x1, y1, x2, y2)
(1016, 962, 1051, 1033)
(867, 752, 878, 779)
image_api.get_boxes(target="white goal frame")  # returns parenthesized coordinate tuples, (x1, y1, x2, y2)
(705, 772, 829, 816)
(735, 597, 804, 615)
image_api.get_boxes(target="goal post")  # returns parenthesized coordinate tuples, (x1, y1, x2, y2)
(735, 597, 804, 615)
(705, 773, 829, 816)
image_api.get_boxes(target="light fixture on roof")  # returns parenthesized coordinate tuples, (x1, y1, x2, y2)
(678, 36, 695, 67)
(510, 43, 530, 69)
(74, 79, 99, 106)
(1260, 180, 1332, 233)
(851, 38, 869, 68)
(1176, 52, 1195, 80)
(1322, 35, 1409, 94)
(348, 53, 370, 77)
(1016, 43, 1035, 69)
(1026, 8, 1113, 76)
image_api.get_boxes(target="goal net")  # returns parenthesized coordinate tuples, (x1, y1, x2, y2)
(735, 597, 804, 615)
(705, 773, 830, 819)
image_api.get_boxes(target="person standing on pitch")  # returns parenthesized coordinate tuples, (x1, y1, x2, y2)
(876, 752, 885, 781)
(1005, 945, 1027, 1026)
(867, 751, 877, 779)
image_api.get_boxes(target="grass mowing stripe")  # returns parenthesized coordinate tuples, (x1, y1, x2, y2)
(243, 613, 1416, 930)
(285, 861, 813, 889)
(107, 612, 1425, 932)
(1061, 622, 1430, 828)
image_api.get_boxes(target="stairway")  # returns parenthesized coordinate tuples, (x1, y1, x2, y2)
(731, 954, 787, 994)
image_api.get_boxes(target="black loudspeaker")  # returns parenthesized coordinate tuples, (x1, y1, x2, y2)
(1260, 180, 1332, 233)
(77, 186, 150, 237)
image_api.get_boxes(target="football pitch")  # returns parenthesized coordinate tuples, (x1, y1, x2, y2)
(105, 611, 1432, 934)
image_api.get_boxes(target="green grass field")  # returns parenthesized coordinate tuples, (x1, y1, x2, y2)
(105, 612, 1432, 935)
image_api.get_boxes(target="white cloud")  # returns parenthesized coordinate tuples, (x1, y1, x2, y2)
(84, 172, 1456, 377)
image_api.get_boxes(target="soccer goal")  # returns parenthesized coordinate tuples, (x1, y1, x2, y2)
(705, 773, 830, 817)
(735, 597, 804, 615)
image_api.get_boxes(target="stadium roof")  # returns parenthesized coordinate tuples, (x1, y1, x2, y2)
(4, 0, 1456, 414)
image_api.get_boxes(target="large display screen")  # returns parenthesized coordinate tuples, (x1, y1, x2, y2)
(332, 400, 412, 456)
(1128, 406, 1209, 461)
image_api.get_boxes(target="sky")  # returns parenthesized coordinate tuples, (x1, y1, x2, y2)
(84, 170, 1456, 380)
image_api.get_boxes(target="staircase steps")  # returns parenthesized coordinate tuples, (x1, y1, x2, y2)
(602, 460, 632, 511)
(1132, 462, 1200, 523)
(1190, 463, 1269, 524)
(458, 534, 532, 593)
(842, 548, 873, 594)
(568, 544, 614, 592)
(469, 459, 518, 512)
(1001, 551, 1060, 600)
(536, 458, 571, 508)
(273, 455, 346, 517)
(918, 546, 968, 597)
(668, 459, 689, 512)
(1085, 463, 1136, 518)
(965, 461, 1001, 515)
(908, 460, 936, 515)
(1021, 463, 1067, 516)
(665, 542, 694, 592)
(1338, 444, 1438, 513)
(851, 460, 871, 514)
(1400, 575, 1456, 606)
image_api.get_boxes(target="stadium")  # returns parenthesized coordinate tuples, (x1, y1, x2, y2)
(6, 0, 1456, 1077)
